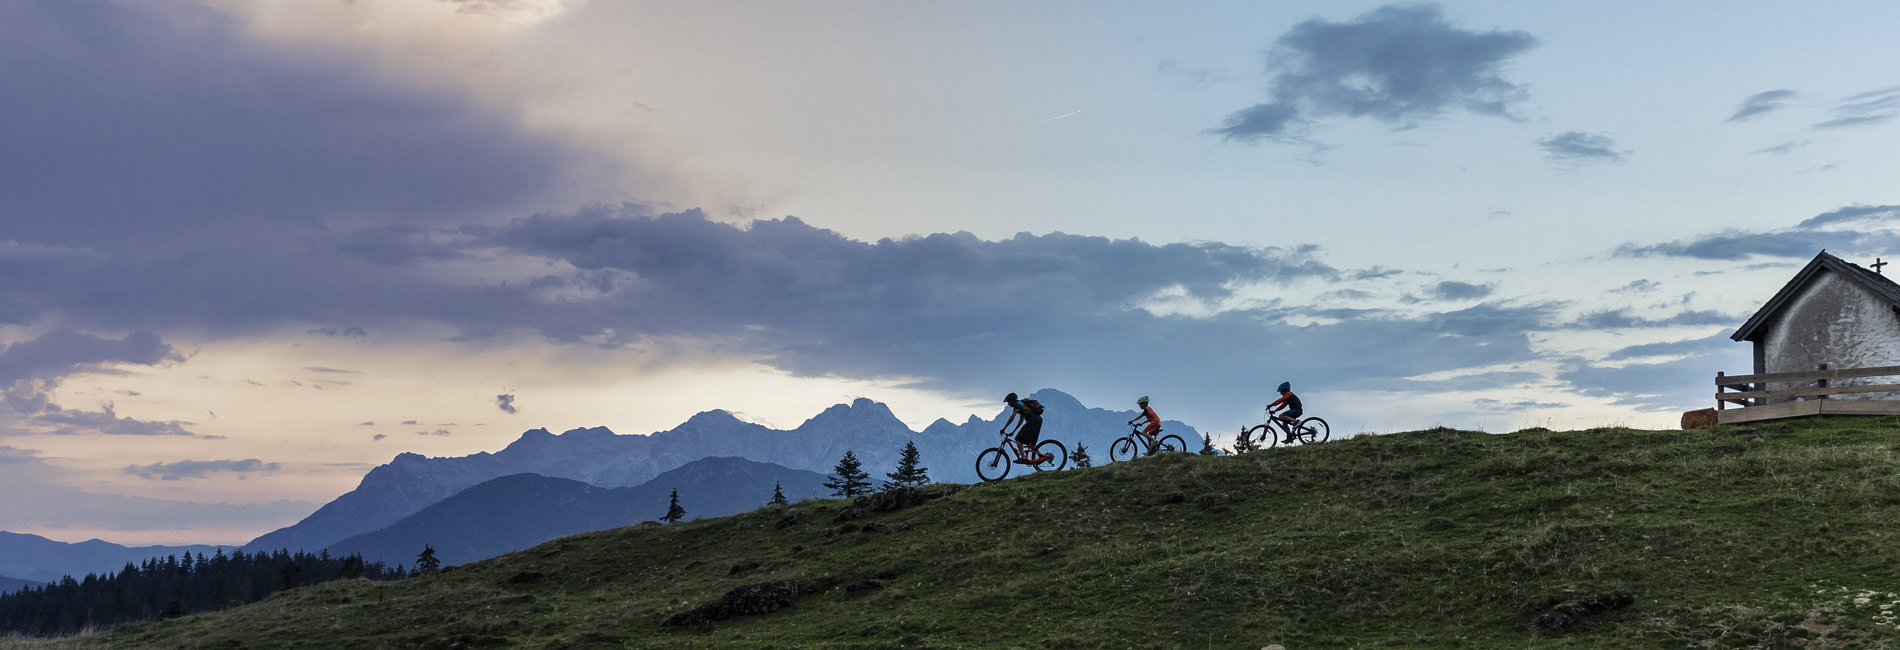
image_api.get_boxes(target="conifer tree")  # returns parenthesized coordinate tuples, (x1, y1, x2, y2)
(824, 450, 872, 497)
(883, 441, 931, 489)
(769, 482, 788, 506)
(1072, 442, 1093, 468)
(414, 545, 441, 576)
(662, 488, 687, 523)
(1199, 433, 1219, 455)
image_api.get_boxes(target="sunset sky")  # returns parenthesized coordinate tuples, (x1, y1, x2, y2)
(3, 0, 1898, 545)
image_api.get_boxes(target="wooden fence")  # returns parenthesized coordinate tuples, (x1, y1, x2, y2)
(1715, 364, 1900, 424)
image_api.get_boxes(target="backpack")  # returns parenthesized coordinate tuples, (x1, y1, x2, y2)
(1022, 399, 1044, 415)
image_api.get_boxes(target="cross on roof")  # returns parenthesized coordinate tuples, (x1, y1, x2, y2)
(1875, 258, 1889, 275)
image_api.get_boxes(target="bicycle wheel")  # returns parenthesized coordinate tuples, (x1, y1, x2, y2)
(1108, 437, 1138, 463)
(1248, 425, 1278, 450)
(1031, 440, 1068, 471)
(1157, 434, 1187, 454)
(1297, 417, 1330, 444)
(975, 447, 1011, 482)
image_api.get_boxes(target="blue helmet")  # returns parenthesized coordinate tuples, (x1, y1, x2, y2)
(1276, 382, 1291, 393)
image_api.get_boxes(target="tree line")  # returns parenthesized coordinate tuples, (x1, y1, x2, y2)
(0, 548, 405, 637)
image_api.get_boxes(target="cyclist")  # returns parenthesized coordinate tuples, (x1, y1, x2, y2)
(1127, 396, 1161, 451)
(1268, 381, 1303, 444)
(1002, 392, 1051, 464)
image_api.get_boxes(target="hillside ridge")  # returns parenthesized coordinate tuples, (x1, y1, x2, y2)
(27, 417, 1900, 649)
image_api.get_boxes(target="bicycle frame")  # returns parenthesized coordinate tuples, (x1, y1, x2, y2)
(1124, 426, 1164, 453)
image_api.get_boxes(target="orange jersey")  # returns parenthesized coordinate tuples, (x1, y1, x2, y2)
(1138, 404, 1160, 434)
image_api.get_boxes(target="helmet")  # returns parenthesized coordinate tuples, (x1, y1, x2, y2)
(1004, 392, 1019, 403)
(1276, 382, 1291, 393)
(1136, 396, 1149, 405)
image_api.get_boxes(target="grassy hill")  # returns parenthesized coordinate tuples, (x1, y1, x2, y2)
(10, 416, 1900, 649)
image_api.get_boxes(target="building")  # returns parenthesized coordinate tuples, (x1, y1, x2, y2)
(1726, 251, 1900, 407)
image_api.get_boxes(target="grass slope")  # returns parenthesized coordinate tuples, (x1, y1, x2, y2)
(12, 417, 1900, 649)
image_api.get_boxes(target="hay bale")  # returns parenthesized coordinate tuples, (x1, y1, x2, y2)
(1680, 408, 1718, 430)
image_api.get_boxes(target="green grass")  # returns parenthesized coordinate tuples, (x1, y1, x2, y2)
(12, 416, 1900, 649)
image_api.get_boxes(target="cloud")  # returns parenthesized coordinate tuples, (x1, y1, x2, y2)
(1814, 85, 1900, 130)
(36, 404, 202, 437)
(1750, 140, 1809, 156)
(304, 367, 358, 374)
(0, 330, 209, 438)
(1472, 397, 1566, 411)
(123, 458, 281, 481)
(1610, 280, 1659, 294)
(1617, 203, 1900, 260)
(1558, 335, 1746, 412)
(1794, 204, 1900, 229)
(0, 0, 578, 253)
(372, 433, 387, 442)
(1210, 4, 1537, 143)
(401, 420, 419, 425)
(1565, 309, 1736, 329)
(307, 327, 369, 338)
(416, 429, 452, 436)
(1726, 89, 1796, 123)
(496, 393, 518, 414)
(358, 421, 375, 426)
(1156, 59, 1229, 85)
(0, 446, 312, 537)
(1537, 132, 1628, 166)
(1381, 370, 1541, 392)
(1428, 280, 1493, 301)
(0, 330, 177, 386)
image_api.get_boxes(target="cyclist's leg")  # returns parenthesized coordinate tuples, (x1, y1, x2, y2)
(1019, 420, 1046, 461)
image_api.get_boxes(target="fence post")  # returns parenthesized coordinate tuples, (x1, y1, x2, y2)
(1716, 371, 1725, 411)
(1817, 364, 1828, 400)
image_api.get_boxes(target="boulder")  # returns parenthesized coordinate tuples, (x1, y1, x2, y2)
(663, 581, 804, 627)
(1681, 408, 1718, 430)
(775, 509, 804, 529)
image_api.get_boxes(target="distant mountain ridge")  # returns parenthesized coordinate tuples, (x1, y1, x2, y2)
(0, 532, 224, 584)
(0, 575, 42, 595)
(325, 456, 828, 566)
(248, 389, 1197, 554)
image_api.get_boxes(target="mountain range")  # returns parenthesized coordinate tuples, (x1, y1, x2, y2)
(247, 389, 1194, 555)
(0, 575, 42, 595)
(0, 532, 223, 585)
(3, 389, 1195, 581)
(324, 456, 828, 566)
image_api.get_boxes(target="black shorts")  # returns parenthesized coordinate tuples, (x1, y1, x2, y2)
(1015, 419, 1042, 446)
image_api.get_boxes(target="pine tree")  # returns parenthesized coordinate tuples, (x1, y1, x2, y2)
(823, 450, 872, 497)
(769, 482, 788, 506)
(1199, 433, 1219, 456)
(662, 488, 687, 523)
(413, 546, 441, 576)
(882, 441, 931, 489)
(1072, 442, 1093, 468)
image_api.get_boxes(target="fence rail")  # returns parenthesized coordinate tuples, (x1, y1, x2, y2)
(1714, 364, 1900, 425)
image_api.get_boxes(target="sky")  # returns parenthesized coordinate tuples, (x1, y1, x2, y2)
(3, 0, 1898, 546)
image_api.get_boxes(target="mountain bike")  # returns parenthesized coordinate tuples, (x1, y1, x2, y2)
(1108, 425, 1187, 462)
(1232, 409, 1329, 453)
(975, 429, 1068, 482)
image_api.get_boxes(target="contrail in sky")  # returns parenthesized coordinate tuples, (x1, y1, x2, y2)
(1036, 110, 1082, 124)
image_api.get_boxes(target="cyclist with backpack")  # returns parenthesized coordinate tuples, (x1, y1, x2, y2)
(1268, 381, 1303, 444)
(1002, 392, 1052, 464)
(1128, 396, 1161, 450)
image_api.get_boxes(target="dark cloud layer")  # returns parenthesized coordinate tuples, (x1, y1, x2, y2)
(0, 0, 575, 251)
(1212, 4, 1537, 143)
